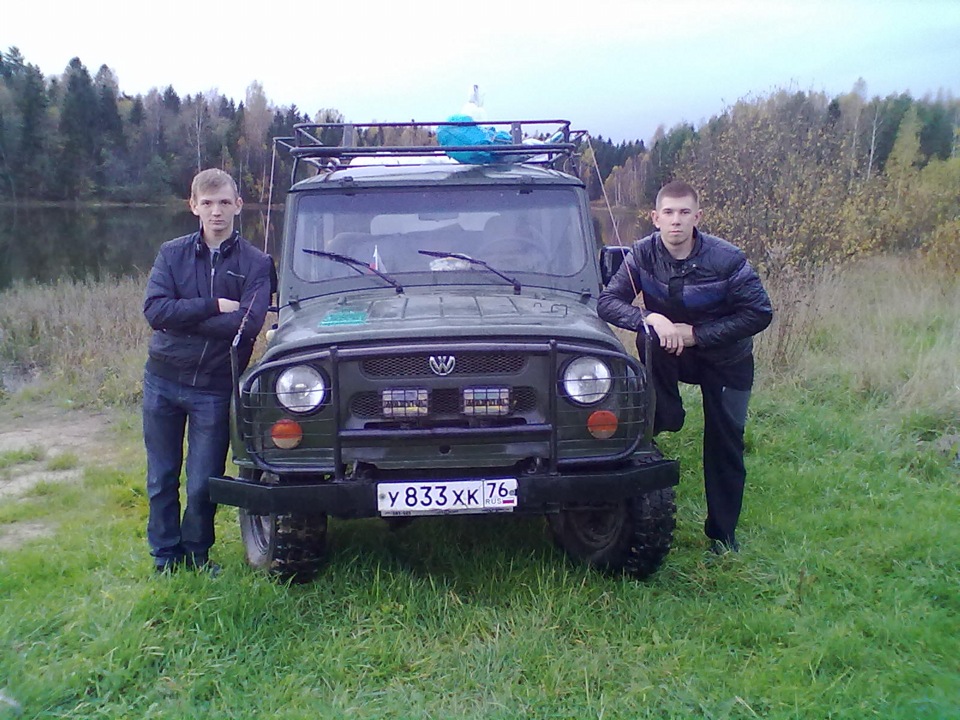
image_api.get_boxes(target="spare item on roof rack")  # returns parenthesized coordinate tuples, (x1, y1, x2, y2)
(436, 85, 549, 164)
(437, 114, 525, 164)
(273, 120, 583, 180)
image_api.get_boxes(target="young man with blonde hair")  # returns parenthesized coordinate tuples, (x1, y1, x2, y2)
(598, 181, 772, 554)
(142, 168, 273, 573)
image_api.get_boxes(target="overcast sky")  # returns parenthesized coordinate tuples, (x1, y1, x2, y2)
(4, 0, 959, 144)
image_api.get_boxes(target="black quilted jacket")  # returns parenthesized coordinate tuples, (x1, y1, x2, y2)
(597, 230, 772, 365)
(143, 231, 273, 390)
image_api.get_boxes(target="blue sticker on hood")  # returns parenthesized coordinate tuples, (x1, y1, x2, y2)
(320, 309, 368, 326)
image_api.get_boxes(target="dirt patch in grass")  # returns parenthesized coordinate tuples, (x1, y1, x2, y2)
(0, 405, 113, 456)
(0, 520, 54, 551)
(0, 406, 117, 550)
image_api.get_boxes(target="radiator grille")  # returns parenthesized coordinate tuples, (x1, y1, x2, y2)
(361, 353, 526, 378)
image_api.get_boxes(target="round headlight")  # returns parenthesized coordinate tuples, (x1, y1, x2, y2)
(562, 356, 612, 405)
(276, 365, 326, 413)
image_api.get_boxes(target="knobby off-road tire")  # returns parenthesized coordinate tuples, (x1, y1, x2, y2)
(235, 469, 328, 583)
(548, 486, 676, 579)
(239, 510, 328, 584)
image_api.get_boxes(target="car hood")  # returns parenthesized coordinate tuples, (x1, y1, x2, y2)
(267, 289, 621, 357)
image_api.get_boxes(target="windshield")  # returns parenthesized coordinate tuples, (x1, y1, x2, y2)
(291, 187, 588, 283)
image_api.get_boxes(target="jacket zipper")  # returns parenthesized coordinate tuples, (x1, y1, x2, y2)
(192, 249, 219, 385)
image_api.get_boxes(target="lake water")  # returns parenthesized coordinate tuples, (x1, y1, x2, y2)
(0, 205, 284, 291)
(0, 204, 643, 291)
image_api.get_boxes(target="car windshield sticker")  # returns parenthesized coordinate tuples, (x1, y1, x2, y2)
(320, 309, 368, 326)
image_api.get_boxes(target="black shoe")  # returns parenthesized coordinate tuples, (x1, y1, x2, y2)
(196, 562, 221, 578)
(186, 555, 221, 577)
(155, 558, 185, 574)
(709, 538, 740, 555)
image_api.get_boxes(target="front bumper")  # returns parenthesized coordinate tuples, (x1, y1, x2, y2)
(209, 455, 679, 518)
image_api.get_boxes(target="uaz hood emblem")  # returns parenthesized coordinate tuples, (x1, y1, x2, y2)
(429, 355, 456, 376)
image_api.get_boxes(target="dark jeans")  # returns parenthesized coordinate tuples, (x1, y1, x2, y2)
(639, 336, 754, 545)
(143, 370, 230, 568)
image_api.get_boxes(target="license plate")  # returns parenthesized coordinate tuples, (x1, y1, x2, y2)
(377, 478, 518, 516)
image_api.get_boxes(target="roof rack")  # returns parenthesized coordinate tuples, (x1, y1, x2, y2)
(274, 119, 585, 180)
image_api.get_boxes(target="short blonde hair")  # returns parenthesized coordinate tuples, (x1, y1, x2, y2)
(191, 168, 239, 201)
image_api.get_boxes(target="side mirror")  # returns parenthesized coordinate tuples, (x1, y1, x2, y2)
(599, 246, 630, 285)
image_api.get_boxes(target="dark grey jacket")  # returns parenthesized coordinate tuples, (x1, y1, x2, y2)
(597, 230, 772, 365)
(143, 231, 273, 391)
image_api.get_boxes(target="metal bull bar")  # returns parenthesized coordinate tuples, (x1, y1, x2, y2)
(231, 339, 657, 480)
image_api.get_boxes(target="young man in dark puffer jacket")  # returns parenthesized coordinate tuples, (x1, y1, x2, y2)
(142, 169, 272, 574)
(597, 181, 772, 554)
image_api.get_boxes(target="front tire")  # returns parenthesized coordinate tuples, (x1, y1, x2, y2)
(239, 510, 328, 583)
(548, 486, 676, 579)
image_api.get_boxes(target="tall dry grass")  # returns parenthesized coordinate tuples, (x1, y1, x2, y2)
(614, 253, 958, 434)
(0, 255, 957, 432)
(782, 254, 960, 424)
(0, 276, 150, 405)
(0, 275, 277, 406)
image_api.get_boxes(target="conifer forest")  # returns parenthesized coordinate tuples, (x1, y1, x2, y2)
(1, 48, 958, 271)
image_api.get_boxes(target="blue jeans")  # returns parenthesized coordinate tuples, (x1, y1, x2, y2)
(143, 370, 231, 568)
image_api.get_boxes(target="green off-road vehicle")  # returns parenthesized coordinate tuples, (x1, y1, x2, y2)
(209, 120, 679, 582)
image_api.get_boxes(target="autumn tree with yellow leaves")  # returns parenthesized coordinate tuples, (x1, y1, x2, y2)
(599, 84, 960, 275)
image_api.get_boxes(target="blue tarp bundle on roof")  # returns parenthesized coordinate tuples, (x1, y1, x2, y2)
(437, 114, 519, 164)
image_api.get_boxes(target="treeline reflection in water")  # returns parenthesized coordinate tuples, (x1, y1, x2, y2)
(0, 205, 283, 290)
(0, 203, 647, 291)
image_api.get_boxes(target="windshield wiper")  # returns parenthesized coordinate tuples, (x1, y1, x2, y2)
(417, 250, 521, 295)
(302, 249, 404, 294)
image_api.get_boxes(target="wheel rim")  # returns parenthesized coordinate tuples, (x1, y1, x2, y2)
(566, 505, 626, 547)
(249, 513, 275, 553)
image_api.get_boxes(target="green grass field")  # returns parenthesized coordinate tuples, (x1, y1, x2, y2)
(0, 255, 957, 719)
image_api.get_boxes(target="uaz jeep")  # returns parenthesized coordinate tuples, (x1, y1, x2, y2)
(209, 120, 679, 582)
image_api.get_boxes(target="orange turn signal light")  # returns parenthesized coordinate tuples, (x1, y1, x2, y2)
(271, 418, 303, 449)
(587, 410, 618, 439)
